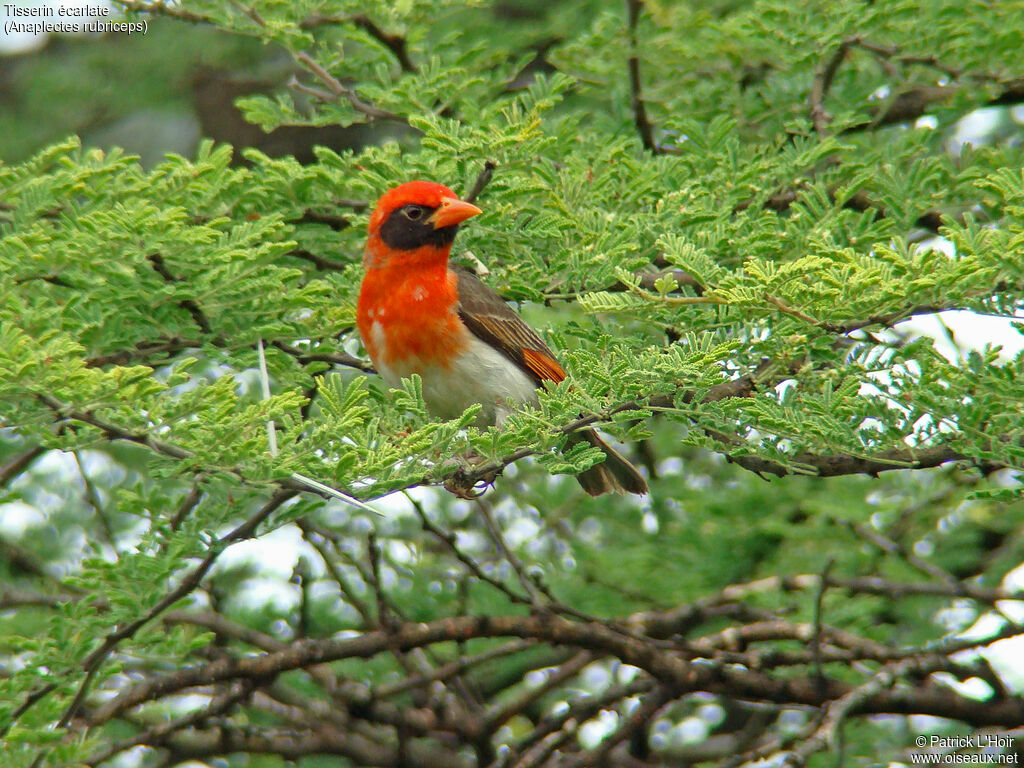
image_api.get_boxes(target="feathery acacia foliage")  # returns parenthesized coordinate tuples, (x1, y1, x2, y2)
(1, 1, 1023, 766)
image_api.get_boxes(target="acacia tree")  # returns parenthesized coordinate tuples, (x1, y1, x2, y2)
(2, 1, 1024, 766)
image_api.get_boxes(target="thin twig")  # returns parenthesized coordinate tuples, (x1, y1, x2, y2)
(625, 0, 657, 152)
(0, 532, 61, 584)
(375, 640, 535, 699)
(293, 50, 408, 122)
(218, 0, 408, 122)
(0, 445, 46, 488)
(511, 679, 655, 768)
(169, 482, 204, 531)
(272, 339, 375, 373)
(59, 489, 297, 727)
(85, 681, 253, 765)
(811, 558, 835, 693)
(0, 683, 57, 740)
(465, 160, 497, 204)
(74, 451, 116, 549)
(287, 76, 338, 104)
(407, 492, 532, 605)
(810, 38, 855, 135)
(366, 531, 393, 629)
(288, 247, 350, 271)
(474, 497, 546, 607)
(297, 519, 375, 627)
(146, 252, 213, 336)
(775, 656, 936, 766)
(486, 651, 595, 731)
(567, 684, 674, 767)
(299, 13, 418, 74)
(845, 520, 1022, 629)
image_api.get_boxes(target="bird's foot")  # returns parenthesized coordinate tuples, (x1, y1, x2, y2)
(440, 450, 498, 499)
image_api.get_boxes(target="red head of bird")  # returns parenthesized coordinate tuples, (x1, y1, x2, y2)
(364, 181, 482, 270)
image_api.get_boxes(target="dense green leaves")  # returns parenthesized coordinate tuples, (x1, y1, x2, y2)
(2, 1, 1023, 767)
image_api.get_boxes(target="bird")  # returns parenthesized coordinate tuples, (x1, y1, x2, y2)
(356, 180, 648, 496)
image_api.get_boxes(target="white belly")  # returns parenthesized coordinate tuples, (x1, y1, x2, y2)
(372, 322, 538, 427)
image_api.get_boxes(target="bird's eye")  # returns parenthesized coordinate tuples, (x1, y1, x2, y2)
(403, 205, 424, 220)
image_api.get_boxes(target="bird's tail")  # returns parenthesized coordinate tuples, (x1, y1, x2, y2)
(569, 430, 648, 496)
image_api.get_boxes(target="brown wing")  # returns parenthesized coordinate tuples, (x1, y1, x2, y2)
(453, 267, 565, 384)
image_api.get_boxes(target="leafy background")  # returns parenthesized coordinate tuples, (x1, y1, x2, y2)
(1, 1, 1023, 767)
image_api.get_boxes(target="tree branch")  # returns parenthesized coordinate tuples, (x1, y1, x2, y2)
(291, 50, 408, 122)
(808, 35, 1024, 135)
(146, 253, 213, 336)
(58, 489, 297, 727)
(115, 1, 407, 123)
(85, 682, 254, 766)
(271, 339, 375, 373)
(465, 160, 497, 204)
(437, 372, 974, 494)
(299, 13, 418, 74)
(810, 38, 855, 135)
(625, 0, 657, 152)
(89, 611, 1024, 728)
(0, 445, 46, 488)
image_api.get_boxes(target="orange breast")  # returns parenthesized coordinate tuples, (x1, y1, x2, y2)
(357, 265, 468, 372)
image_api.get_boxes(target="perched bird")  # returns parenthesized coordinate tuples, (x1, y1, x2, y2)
(356, 181, 647, 496)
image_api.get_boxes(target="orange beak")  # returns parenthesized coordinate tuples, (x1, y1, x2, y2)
(428, 197, 482, 229)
